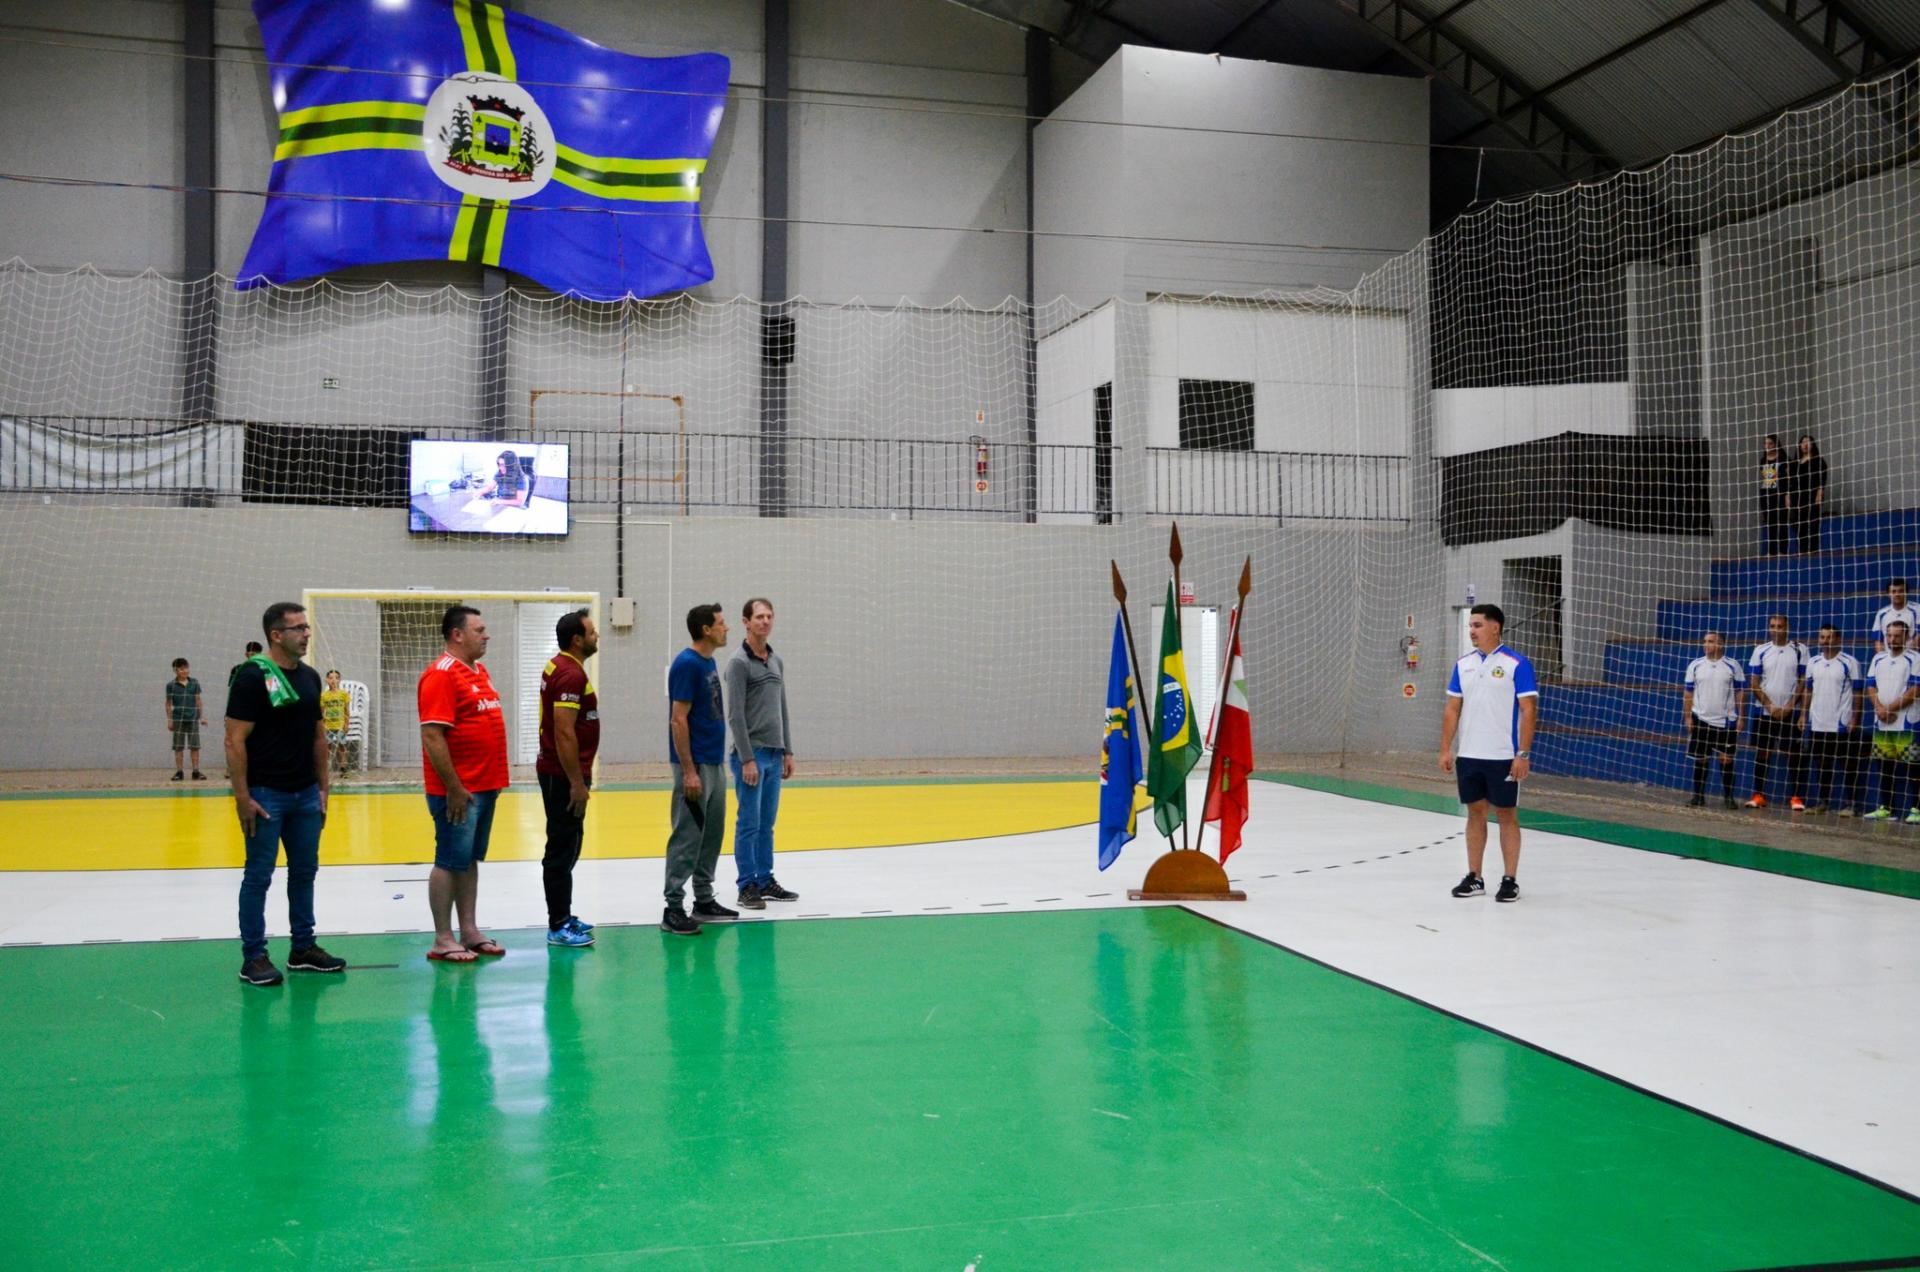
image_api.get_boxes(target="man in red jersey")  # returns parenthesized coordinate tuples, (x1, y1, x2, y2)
(537, 607, 600, 947)
(419, 605, 511, 962)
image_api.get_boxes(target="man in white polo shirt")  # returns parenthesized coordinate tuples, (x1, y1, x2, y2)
(1864, 619, 1920, 823)
(1871, 578, 1919, 656)
(1803, 624, 1865, 816)
(1745, 614, 1808, 810)
(1439, 604, 1538, 904)
(1684, 631, 1743, 809)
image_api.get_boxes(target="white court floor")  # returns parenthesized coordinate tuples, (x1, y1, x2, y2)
(3, 779, 1916, 1198)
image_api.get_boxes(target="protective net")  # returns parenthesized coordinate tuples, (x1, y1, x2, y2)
(2, 65, 1917, 806)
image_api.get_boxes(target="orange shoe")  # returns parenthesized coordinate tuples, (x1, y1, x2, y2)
(1744, 793, 1768, 809)
(1789, 797, 1806, 812)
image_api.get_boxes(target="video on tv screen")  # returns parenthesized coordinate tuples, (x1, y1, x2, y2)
(408, 441, 570, 537)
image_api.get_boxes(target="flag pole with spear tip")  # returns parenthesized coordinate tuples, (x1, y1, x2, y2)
(1110, 561, 1156, 754)
(1168, 522, 1190, 851)
(1193, 555, 1251, 861)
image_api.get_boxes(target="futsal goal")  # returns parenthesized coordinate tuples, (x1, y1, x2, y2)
(302, 589, 600, 772)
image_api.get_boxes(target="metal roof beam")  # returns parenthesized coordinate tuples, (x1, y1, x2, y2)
(1312, 0, 1618, 180)
(1529, 0, 1735, 100)
(1745, 0, 1902, 80)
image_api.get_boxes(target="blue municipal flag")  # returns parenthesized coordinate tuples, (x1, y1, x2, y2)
(239, 0, 730, 300)
(1099, 610, 1144, 871)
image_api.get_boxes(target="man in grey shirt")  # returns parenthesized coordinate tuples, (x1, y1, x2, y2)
(726, 597, 798, 910)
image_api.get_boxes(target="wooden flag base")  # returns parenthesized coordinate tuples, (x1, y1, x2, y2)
(1128, 849, 1246, 901)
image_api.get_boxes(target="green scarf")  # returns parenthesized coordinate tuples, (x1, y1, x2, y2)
(248, 654, 301, 708)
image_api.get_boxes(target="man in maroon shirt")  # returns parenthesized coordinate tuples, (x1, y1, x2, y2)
(538, 608, 600, 947)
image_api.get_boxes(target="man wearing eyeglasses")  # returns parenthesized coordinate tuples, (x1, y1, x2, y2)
(226, 601, 343, 986)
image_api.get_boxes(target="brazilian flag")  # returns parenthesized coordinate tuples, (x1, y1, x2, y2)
(1146, 580, 1202, 837)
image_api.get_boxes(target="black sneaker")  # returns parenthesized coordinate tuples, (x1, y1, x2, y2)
(287, 944, 346, 973)
(1450, 872, 1484, 898)
(191, 770, 207, 781)
(660, 906, 702, 936)
(1686, 795, 1705, 807)
(1723, 796, 1739, 809)
(170, 771, 185, 782)
(761, 877, 799, 902)
(692, 899, 740, 923)
(239, 956, 283, 986)
(1495, 876, 1520, 903)
(737, 883, 766, 911)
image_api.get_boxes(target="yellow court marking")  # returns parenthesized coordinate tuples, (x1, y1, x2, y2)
(0, 782, 1147, 872)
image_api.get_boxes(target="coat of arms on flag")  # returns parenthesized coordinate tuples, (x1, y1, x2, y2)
(240, 0, 730, 300)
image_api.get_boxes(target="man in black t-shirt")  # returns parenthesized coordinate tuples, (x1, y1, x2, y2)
(225, 600, 343, 987)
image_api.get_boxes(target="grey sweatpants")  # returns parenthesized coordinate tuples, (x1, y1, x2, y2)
(663, 763, 725, 907)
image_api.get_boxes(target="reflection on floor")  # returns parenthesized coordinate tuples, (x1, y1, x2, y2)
(2, 780, 1916, 1268)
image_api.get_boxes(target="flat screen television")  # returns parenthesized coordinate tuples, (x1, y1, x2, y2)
(408, 440, 570, 537)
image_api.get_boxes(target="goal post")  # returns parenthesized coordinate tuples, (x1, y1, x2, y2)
(301, 588, 601, 774)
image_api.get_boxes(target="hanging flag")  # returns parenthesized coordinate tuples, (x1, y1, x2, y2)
(238, 0, 730, 300)
(1203, 622, 1252, 864)
(1098, 611, 1144, 871)
(1146, 579, 1201, 838)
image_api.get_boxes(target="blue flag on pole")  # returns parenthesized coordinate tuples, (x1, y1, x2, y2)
(238, 0, 730, 300)
(1099, 610, 1144, 871)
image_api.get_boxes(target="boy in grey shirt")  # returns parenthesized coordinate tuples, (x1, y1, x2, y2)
(725, 597, 798, 909)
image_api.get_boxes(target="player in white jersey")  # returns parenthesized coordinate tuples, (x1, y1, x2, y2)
(1870, 578, 1919, 655)
(1802, 624, 1865, 815)
(1863, 619, 1920, 822)
(1439, 604, 1539, 903)
(1745, 614, 1808, 810)
(1683, 631, 1743, 809)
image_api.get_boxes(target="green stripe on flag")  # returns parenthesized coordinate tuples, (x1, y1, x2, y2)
(280, 115, 424, 144)
(454, 0, 488, 72)
(279, 101, 426, 128)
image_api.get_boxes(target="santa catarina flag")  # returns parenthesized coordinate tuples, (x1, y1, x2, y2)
(239, 0, 729, 300)
(1203, 622, 1252, 864)
(1146, 580, 1201, 837)
(1098, 610, 1144, 871)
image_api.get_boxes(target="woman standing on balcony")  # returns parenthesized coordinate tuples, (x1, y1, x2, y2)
(1785, 434, 1827, 555)
(1758, 434, 1788, 556)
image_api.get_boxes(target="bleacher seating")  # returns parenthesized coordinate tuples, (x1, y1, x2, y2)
(1535, 507, 1920, 793)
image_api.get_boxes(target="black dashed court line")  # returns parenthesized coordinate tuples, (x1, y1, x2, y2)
(860, 909, 892, 915)
(1034, 897, 1061, 903)
(923, 905, 953, 911)
(980, 901, 1009, 907)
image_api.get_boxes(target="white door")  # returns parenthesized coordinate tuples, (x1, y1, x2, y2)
(515, 603, 572, 765)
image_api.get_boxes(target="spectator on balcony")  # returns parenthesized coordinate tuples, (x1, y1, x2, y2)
(1757, 434, 1788, 557)
(1746, 614, 1808, 811)
(1783, 434, 1827, 555)
(1872, 578, 1919, 656)
(1864, 620, 1920, 824)
(1803, 625, 1866, 816)
(1684, 631, 1742, 809)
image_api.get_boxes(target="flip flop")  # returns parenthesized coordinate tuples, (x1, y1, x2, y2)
(426, 947, 478, 963)
(463, 940, 506, 957)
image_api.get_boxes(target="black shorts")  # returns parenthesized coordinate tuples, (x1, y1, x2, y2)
(1688, 719, 1738, 759)
(1455, 756, 1518, 808)
(1749, 716, 1800, 749)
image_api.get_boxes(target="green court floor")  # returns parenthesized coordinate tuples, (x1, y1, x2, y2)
(3, 908, 1916, 1269)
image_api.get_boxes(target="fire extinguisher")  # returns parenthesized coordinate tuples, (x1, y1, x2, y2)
(973, 436, 989, 479)
(1400, 634, 1420, 671)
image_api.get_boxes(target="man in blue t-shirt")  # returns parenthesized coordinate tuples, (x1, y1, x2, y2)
(661, 603, 737, 935)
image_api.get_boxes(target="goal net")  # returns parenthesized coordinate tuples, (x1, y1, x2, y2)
(301, 590, 599, 774)
(1, 64, 1916, 815)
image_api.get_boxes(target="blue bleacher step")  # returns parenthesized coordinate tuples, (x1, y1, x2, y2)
(1710, 550, 1920, 600)
(1656, 596, 1885, 644)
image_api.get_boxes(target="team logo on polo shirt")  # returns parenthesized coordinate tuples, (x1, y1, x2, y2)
(1491, 666, 1505, 679)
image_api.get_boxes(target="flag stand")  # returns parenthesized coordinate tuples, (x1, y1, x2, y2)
(1127, 848, 1245, 902)
(1124, 530, 1246, 902)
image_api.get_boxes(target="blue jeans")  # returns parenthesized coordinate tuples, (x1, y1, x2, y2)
(729, 748, 785, 889)
(426, 788, 500, 871)
(238, 783, 325, 961)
